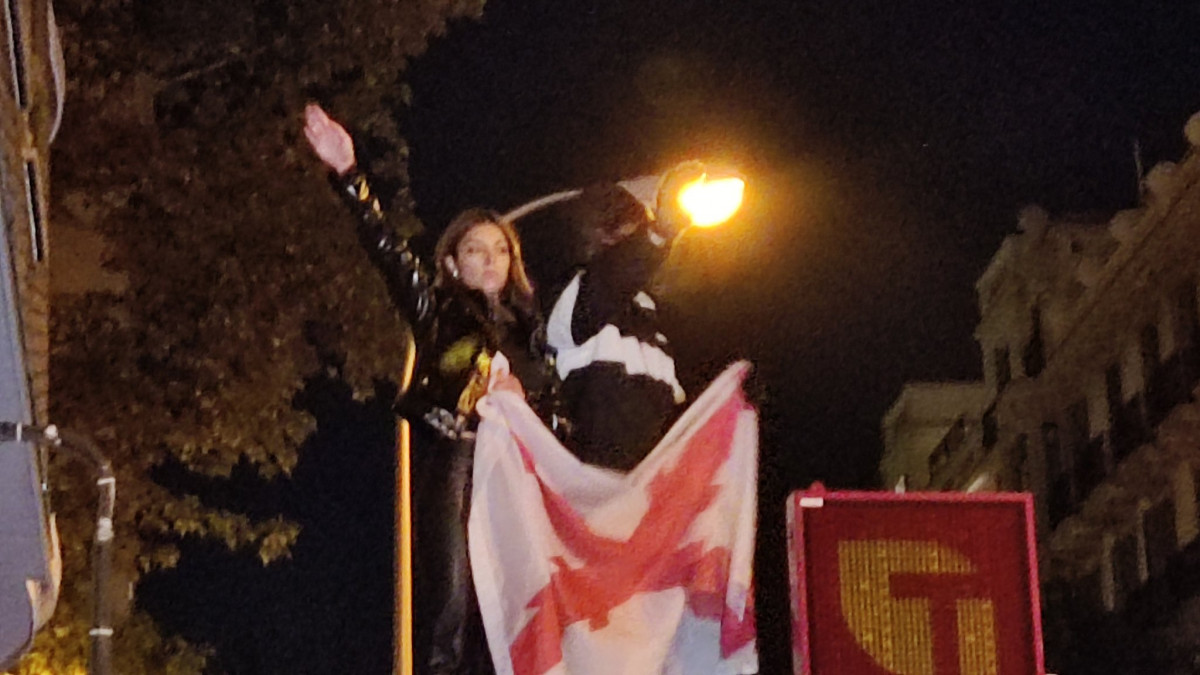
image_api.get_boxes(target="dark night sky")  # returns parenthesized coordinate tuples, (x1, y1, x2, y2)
(403, 0, 1200, 490)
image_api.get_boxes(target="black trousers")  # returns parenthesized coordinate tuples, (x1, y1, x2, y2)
(560, 368, 678, 472)
(412, 428, 495, 675)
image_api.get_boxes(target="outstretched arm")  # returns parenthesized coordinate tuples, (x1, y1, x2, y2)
(304, 104, 435, 329)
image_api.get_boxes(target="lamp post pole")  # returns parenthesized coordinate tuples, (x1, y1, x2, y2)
(394, 334, 416, 675)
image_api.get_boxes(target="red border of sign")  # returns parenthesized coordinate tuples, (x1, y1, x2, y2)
(786, 484, 1046, 675)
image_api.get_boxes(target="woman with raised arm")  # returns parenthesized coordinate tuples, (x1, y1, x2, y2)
(304, 103, 552, 675)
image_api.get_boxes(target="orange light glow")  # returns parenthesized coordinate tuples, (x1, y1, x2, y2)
(676, 175, 745, 228)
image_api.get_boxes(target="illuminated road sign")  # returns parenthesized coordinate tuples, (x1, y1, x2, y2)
(787, 488, 1045, 675)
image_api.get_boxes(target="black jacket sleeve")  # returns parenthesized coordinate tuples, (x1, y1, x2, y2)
(571, 229, 669, 342)
(333, 169, 436, 334)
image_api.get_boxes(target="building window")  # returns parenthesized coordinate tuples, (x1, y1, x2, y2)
(1022, 306, 1045, 377)
(1175, 281, 1199, 352)
(994, 346, 1012, 391)
(1142, 323, 1169, 427)
(1013, 433, 1028, 491)
(1043, 422, 1072, 527)
(1067, 400, 1089, 454)
(1067, 399, 1105, 500)
(1107, 361, 1147, 463)
(4, 0, 27, 108)
(1048, 472, 1072, 529)
(1112, 532, 1140, 609)
(1144, 499, 1177, 579)
(1079, 434, 1108, 500)
(982, 404, 998, 449)
(1141, 323, 1161, 372)
(1043, 422, 1064, 476)
(1174, 281, 1200, 398)
(24, 160, 43, 261)
(1105, 363, 1122, 423)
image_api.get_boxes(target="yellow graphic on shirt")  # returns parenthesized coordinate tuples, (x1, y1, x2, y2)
(456, 350, 492, 416)
(838, 540, 997, 675)
(440, 335, 482, 375)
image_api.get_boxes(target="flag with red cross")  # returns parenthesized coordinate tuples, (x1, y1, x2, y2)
(470, 361, 759, 675)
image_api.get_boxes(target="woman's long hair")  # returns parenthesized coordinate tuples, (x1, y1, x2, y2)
(433, 208, 537, 318)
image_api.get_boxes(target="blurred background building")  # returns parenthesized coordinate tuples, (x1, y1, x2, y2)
(881, 112, 1200, 674)
(0, 0, 64, 668)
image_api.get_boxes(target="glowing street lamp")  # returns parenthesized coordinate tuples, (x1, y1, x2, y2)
(676, 174, 745, 228)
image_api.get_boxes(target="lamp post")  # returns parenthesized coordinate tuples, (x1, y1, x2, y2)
(394, 337, 416, 675)
(502, 161, 746, 229)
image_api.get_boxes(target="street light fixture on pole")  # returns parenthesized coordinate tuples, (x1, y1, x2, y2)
(503, 161, 746, 229)
(676, 173, 745, 227)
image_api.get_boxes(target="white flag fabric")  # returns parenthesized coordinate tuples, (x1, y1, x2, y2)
(469, 360, 759, 675)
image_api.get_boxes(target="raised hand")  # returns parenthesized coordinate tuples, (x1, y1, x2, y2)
(303, 103, 357, 176)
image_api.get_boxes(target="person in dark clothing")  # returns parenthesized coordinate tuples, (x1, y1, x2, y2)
(304, 103, 552, 675)
(542, 165, 703, 471)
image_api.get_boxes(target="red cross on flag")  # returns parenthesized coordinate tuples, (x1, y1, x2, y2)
(470, 361, 759, 675)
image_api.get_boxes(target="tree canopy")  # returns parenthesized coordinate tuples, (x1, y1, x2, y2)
(12, 0, 484, 671)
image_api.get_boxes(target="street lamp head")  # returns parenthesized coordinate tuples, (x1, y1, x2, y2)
(650, 160, 745, 231)
(676, 174, 745, 228)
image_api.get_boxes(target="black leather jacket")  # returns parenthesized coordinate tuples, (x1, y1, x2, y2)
(335, 170, 556, 437)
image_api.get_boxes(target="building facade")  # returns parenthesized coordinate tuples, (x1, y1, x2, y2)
(881, 113, 1200, 673)
(0, 0, 63, 668)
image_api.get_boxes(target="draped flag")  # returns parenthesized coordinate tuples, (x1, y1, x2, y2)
(470, 360, 759, 675)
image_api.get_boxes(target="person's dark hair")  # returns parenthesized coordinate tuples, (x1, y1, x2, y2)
(571, 183, 652, 236)
(433, 207, 536, 314)
(566, 183, 652, 261)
